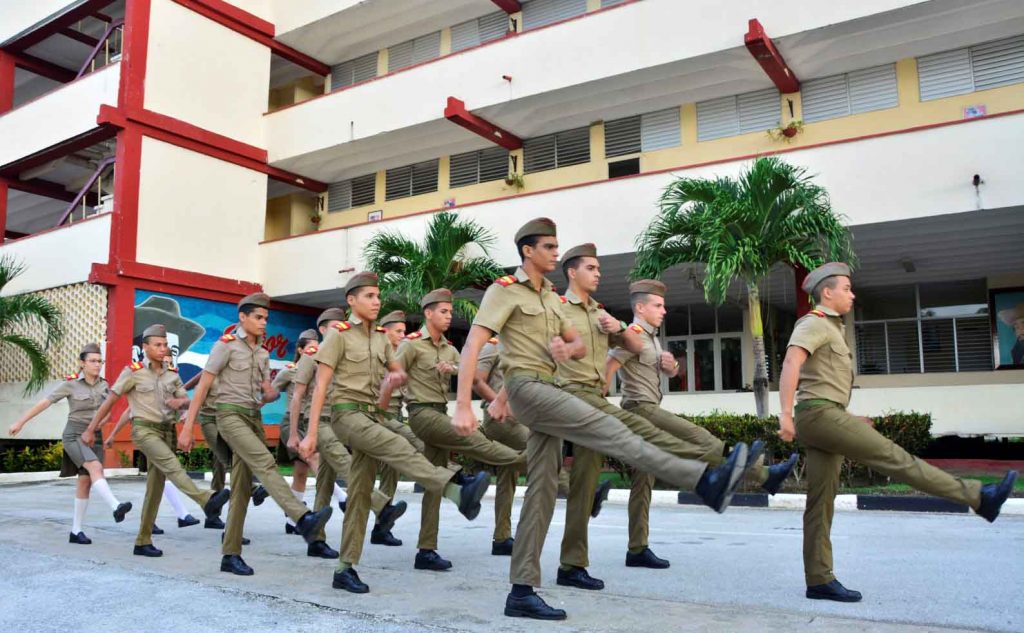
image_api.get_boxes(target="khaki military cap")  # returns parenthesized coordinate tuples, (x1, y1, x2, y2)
(380, 310, 406, 326)
(514, 217, 557, 243)
(629, 279, 667, 297)
(80, 343, 102, 356)
(561, 243, 598, 264)
(801, 262, 852, 295)
(142, 324, 167, 339)
(344, 271, 379, 296)
(317, 307, 347, 327)
(421, 288, 454, 309)
(238, 292, 270, 310)
(298, 329, 318, 341)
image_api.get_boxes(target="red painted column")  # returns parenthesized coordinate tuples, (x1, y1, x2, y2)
(102, 282, 137, 466)
(0, 50, 15, 113)
(0, 181, 8, 240)
(793, 264, 812, 317)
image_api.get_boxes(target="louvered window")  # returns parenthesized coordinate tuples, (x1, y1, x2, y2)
(524, 126, 590, 173)
(802, 63, 898, 123)
(451, 11, 508, 53)
(449, 147, 509, 188)
(328, 173, 376, 212)
(521, 0, 587, 31)
(388, 32, 441, 73)
(601, 0, 628, 6)
(604, 108, 679, 157)
(696, 88, 779, 141)
(918, 34, 1024, 101)
(330, 52, 377, 91)
(385, 159, 439, 200)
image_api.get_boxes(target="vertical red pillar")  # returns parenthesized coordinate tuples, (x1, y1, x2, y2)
(102, 282, 136, 466)
(793, 264, 812, 317)
(0, 50, 15, 114)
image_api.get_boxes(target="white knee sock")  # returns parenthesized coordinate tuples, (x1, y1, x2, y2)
(163, 482, 190, 520)
(90, 479, 119, 511)
(286, 488, 305, 526)
(333, 484, 347, 504)
(72, 498, 88, 534)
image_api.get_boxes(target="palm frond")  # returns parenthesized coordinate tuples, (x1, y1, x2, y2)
(1, 333, 51, 395)
(0, 292, 65, 347)
(0, 254, 27, 292)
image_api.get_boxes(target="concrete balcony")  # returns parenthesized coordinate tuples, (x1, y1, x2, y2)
(0, 213, 110, 295)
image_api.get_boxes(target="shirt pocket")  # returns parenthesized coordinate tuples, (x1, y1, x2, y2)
(829, 342, 852, 372)
(518, 303, 544, 334)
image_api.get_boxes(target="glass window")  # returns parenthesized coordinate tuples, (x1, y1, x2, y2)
(690, 304, 715, 335)
(919, 279, 987, 318)
(717, 303, 743, 332)
(662, 307, 688, 336)
(692, 339, 715, 391)
(855, 285, 916, 320)
(720, 337, 743, 391)
(666, 340, 689, 392)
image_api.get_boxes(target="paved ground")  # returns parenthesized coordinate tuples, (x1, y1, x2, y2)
(0, 477, 1021, 633)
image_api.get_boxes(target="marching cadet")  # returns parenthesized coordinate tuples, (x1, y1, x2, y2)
(300, 272, 491, 595)
(8, 343, 132, 544)
(388, 288, 525, 571)
(452, 219, 752, 621)
(86, 325, 230, 557)
(779, 263, 1018, 602)
(295, 308, 406, 558)
(181, 293, 334, 576)
(606, 277, 798, 568)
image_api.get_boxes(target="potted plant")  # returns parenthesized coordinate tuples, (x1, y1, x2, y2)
(768, 119, 804, 142)
(310, 212, 322, 225)
(504, 172, 525, 191)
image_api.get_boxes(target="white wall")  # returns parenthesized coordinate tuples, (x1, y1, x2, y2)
(0, 214, 110, 296)
(135, 137, 266, 281)
(145, 0, 270, 147)
(0, 379, 68, 440)
(0, 64, 120, 167)
(0, 0, 83, 43)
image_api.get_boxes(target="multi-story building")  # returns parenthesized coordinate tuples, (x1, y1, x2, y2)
(2, 0, 1022, 460)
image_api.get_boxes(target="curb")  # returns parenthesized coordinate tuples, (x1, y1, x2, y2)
(0, 468, 140, 484)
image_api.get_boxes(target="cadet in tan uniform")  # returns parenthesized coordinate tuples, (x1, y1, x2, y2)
(779, 263, 1018, 602)
(87, 325, 230, 557)
(389, 288, 525, 571)
(9, 343, 132, 544)
(296, 308, 406, 559)
(182, 293, 334, 576)
(452, 218, 752, 621)
(300, 272, 491, 594)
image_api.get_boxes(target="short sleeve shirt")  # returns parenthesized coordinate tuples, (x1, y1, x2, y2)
(477, 339, 503, 394)
(290, 347, 322, 416)
(313, 316, 394, 406)
(609, 318, 663, 404)
(472, 267, 570, 377)
(111, 363, 187, 422)
(558, 289, 624, 391)
(787, 305, 854, 407)
(47, 375, 110, 426)
(395, 326, 460, 405)
(203, 326, 270, 408)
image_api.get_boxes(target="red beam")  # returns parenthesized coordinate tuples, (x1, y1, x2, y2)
(0, 126, 117, 178)
(744, 18, 799, 94)
(0, 180, 7, 238)
(3, 0, 116, 52)
(170, 0, 330, 76)
(0, 51, 14, 113)
(3, 176, 75, 202)
(60, 28, 101, 47)
(491, 0, 522, 13)
(9, 51, 76, 83)
(444, 97, 522, 151)
(90, 261, 262, 300)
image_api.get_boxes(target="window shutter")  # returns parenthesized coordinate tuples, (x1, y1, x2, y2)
(478, 11, 509, 44)
(522, 0, 587, 31)
(478, 146, 508, 183)
(330, 61, 354, 90)
(696, 95, 739, 141)
(601, 0, 628, 6)
(971, 34, 1024, 91)
(449, 151, 479, 188)
(737, 88, 779, 133)
(327, 180, 352, 212)
(385, 165, 413, 200)
(604, 115, 641, 157)
(411, 159, 439, 196)
(556, 126, 590, 167)
(351, 52, 378, 83)
(954, 317, 993, 371)
(854, 323, 888, 375)
(848, 63, 898, 114)
(917, 48, 973, 101)
(524, 134, 556, 173)
(411, 32, 441, 66)
(451, 19, 480, 53)
(802, 74, 850, 122)
(388, 40, 414, 73)
(350, 173, 376, 207)
(640, 107, 680, 151)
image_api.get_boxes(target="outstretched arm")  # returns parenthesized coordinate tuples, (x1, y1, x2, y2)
(7, 399, 53, 437)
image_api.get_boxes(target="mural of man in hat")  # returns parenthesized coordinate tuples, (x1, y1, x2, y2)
(132, 295, 206, 378)
(997, 301, 1024, 366)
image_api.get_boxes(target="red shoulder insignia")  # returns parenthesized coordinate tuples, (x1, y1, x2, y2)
(488, 337, 499, 345)
(285, 362, 296, 369)
(219, 334, 236, 343)
(167, 366, 179, 373)
(332, 321, 352, 332)
(597, 303, 604, 309)
(65, 374, 78, 381)
(494, 275, 516, 287)
(303, 345, 318, 356)
(405, 331, 423, 340)
(628, 324, 644, 334)
(130, 361, 144, 371)
(810, 309, 826, 318)
(375, 326, 386, 333)
(559, 295, 567, 303)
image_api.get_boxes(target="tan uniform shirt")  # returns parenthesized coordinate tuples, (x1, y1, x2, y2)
(609, 318, 663, 404)
(313, 316, 393, 406)
(787, 305, 854, 407)
(473, 267, 569, 377)
(111, 362, 187, 422)
(290, 348, 322, 417)
(558, 289, 624, 391)
(203, 325, 270, 409)
(271, 362, 299, 413)
(199, 376, 218, 419)
(395, 326, 459, 405)
(48, 374, 110, 427)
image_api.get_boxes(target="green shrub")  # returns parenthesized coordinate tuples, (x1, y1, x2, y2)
(177, 446, 214, 471)
(1, 442, 65, 473)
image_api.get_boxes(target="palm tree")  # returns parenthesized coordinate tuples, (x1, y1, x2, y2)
(631, 157, 856, 417)
(364, 211, 506, 324)
(0, 255, 65, 394)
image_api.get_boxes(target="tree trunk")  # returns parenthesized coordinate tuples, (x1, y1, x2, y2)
(747, 283, 770, 418)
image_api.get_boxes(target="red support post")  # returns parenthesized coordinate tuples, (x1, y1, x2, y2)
(444, 97, 523, 151)
(793, 264, 812, 317)
(744, 18, 800, 94)
(101, 281, 136, 467)
(0, 180, 8, 240)
(0, 50, 15, 113)
(491, 0, 522, 13)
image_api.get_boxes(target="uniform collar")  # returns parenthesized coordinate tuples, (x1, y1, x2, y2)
(815, 305, 841, 318)
(234, 324, 265, 346)
(513, 266, 553, 292)
(631, 317, 656, 334)
(419, 324, 448, 346)
(564, 288, 596, 310)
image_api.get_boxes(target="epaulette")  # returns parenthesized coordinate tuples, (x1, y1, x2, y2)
(332, 321, 352, 332)
(494, 275, 516, 287)
(597, 303, 604, 309)
(559, 295, 567, 303)
(628, 324, 644, 334)
(65, 374, 78, 381)
(130, 361, 144, 371)
(303, 344, 318, 356)
(488, 337, 499, 345)
(810, 309, 826, 318)
(285, 362, 296, 369)
(405, 331, 423, 340)
(375, 326, 386, 333)
(167, 366, 179, 373)
(219, 334, 236, 343)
